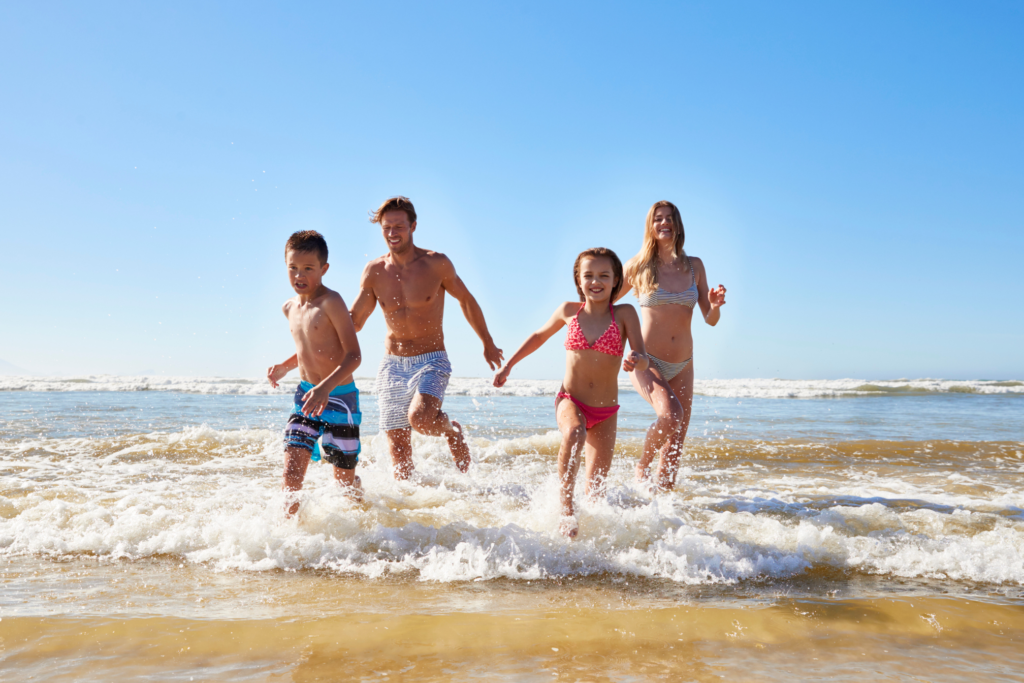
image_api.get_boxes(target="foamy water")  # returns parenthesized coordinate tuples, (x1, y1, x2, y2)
(2, 386, 1023, 681)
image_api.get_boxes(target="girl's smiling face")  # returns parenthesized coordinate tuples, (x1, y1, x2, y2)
(578, 255, 617, 305)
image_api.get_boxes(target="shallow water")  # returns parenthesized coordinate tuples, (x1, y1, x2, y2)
(1, 384, 1022, 680)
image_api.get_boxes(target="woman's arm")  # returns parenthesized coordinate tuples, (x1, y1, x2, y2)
(616, 304, 649, 373)
(613, 258, 636, 303)
(493, 304, 570, 387)
(693, 256, 726, 326)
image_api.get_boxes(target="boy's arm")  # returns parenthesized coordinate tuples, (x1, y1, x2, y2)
(349, 262, 378, 332)
(438, 256, 504, 370)
(267, 301, 298, 388)
(617, 304, 649, 373)
(493, 304, 569, 387)
(267, 355, 298, 388)
(299, 294, 363, 416)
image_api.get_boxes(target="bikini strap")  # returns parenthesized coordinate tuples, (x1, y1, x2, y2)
(687, 255, 698, 287)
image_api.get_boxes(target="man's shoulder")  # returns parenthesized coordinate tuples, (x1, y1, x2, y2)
(416, 248, 454, 271)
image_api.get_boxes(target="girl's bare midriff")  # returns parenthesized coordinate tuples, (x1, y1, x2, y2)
(562, 349, 622, 407)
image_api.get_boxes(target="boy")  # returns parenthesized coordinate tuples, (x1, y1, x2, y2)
(267, 230, 363, 515)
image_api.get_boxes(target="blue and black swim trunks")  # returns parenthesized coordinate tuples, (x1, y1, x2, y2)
(283, 380, 361, 469)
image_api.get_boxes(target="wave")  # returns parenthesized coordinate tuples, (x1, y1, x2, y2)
(1, 426, 1022, 585)
(0, 375, 1021, 398)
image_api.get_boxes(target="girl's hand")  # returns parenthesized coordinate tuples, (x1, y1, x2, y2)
(623, 350, 647, 372)
(708, 285, 727, 309)
(493, 366, 511, 388)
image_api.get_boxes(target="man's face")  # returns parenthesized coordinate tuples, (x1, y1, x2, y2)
(381, 210, 416, 253)
(286, 249, 328, 295)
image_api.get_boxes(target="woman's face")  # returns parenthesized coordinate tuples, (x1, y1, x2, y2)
(578, 256, 617, 305)
(652, 206, 676, 242)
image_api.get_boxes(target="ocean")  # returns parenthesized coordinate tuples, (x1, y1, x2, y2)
(1, 375, 1022, 681)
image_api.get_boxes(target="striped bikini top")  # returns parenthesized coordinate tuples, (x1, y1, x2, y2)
(637, 256, 699, 308)
(564, 304, 623, 357)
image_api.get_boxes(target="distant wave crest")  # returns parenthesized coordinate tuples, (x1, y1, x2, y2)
(0, 375, 1021, 398)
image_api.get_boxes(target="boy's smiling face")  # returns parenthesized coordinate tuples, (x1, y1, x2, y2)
(286, 248, 329, 295)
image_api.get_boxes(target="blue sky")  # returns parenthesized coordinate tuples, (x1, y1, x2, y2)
(1, 1, 1021, 380)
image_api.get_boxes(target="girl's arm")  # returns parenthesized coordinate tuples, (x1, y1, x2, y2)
(493, 304, 571, 387)
(616, 304, 649, 373)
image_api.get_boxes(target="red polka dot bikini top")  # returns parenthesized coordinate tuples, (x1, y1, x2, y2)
(564, 304, 624, 357)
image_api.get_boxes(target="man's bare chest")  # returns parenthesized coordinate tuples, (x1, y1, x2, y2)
(374, 271, 444, 312)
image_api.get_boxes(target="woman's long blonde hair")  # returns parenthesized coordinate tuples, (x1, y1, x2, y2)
(627, 200, 686, 295)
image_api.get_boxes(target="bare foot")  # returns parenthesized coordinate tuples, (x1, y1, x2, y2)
(559, 515, 579, 539)
(342, 475, 364, 502)
(635, 461, 651, 483)
(447, 420, 471, 473)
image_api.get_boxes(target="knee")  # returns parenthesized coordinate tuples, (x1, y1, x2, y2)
(564, 424, 587, 447)
(658, 402, 685, 431)
(408, 406, 436, 432)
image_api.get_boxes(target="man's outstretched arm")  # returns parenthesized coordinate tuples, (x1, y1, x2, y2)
(439, 257, 504, 370)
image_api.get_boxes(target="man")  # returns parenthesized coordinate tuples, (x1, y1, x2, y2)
(351, 196, 503, 479)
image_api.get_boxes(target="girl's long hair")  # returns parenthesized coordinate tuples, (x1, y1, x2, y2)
(626, 200, 686, 295)
(573, 247, 623, 303)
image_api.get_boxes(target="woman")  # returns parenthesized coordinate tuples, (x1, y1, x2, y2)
(617, 201, 727, 490)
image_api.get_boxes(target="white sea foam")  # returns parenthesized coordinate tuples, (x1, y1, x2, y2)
(0, 374, 1021, 398)
(1, 426, 1021, 585)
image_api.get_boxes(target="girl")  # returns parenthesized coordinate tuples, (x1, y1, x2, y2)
(493, 248, 648, 538)
(617, 201, 727, 491)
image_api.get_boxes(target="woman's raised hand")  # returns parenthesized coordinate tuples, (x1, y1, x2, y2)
(709, 285, 727, 309)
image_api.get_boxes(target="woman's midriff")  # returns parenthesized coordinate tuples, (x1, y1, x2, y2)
(641, 306, 694, 363)
(561, 352, 621, 407)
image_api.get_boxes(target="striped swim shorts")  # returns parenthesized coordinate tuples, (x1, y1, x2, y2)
(283, 380, 361, 469)
(376, 351, 452, 431)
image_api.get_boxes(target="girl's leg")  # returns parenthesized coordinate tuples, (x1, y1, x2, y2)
(555, 395, 587, 539)
(629, 365, 684, 483)
(583, 412, 617, 500)
(654, 360, 695, 491)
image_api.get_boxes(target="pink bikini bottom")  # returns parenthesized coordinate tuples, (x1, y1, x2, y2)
(557, 392, 620, 429)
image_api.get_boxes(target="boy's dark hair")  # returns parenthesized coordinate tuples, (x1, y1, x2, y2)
(573, 247, 624, 303)
(285, 230, 328, 264)
(370, 196, 417, 225)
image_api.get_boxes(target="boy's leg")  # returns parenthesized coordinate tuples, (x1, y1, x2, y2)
(583, 412, 617, 500)
(555, 396, 587, 539)
(331, 465, 363, 501)
(408, 393, 470, 473)
(283, 445, 312, 516)
(385, 428, 415, 479)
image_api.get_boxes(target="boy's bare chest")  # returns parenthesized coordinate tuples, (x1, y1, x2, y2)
(374, 268, 443, 312)
(289, 305, 331, 340)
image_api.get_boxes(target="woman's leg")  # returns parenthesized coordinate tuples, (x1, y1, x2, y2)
(629, 365, 684, 483)
(654, 360, 695, 490)
(555, 395, 587, 538)
(582, 412, 617, 500)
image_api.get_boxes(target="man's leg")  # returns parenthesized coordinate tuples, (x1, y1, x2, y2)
(385, 427, 414, 479)
(408, 393, 470, 473)
(283, 445, 311, 516)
